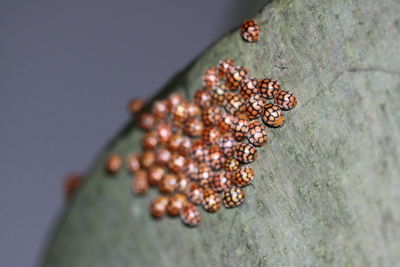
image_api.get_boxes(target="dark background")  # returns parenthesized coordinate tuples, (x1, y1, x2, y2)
(0, 1, 268, 266)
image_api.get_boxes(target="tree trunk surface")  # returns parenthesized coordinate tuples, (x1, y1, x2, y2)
(42, 0, 400, 266)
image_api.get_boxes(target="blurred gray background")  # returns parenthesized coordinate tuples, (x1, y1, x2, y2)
(0, 0, 267, 266)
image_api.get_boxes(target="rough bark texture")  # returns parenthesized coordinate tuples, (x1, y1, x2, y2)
(42, 0, 400, 266)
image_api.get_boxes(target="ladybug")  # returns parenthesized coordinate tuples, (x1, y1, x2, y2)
(232, 167, 255, 187)
(128, 98, 144, 115)
(176, 173, 190, 193)
(232, 117, 249, 141)
(241, 19, 260, 43)
(199, 177, 212, 190)
(159, 173, 178, 194)
(202, 106, 222, 126)
(106, 154, 122, 174)
(138, 112, 155, 131)
(210, 81, 228, 106)
(203, 66, 220, 90)
(184, 117, 204, 137)
(223, 187, 245, 208)
(147, 165, 165, 186)
(247, 121, 268, 146)
(245, 94, 265, 120)
(218, 58, 235, 78)
(210, 171, 232, 192)
(234, 143, 258, 163)
(166, 134, 184, 152)
(226, 66, 248, 91)
(187, 183, 204, 205)
(142, 131, 158, 150)
(139, 150, 155, 169)
(202, 126, 221, 146)
(150, 195, 169, 219)
(194, 89, 212, 108)
(202, 189, 222, 213)
(167, 93, 184, 110)
(225, 158, 241, 172)
(219, 112, 235, 133)
(259, 78, 280, 99)
(218, 134, 237, 157)
(168, 153, 186, 174)
(180, 203, 201, 227)
(224, 93, 246, 115)
(240, 77, 259, 98)
(152, 100, 169, 120)
(191, 140, 209, 163)
(155, 147, 172, 165)
(184, 159, 199, 181)
(197, 162, 213, 181)
(171, 102, 188, 127)
(178, 136, 192, 156)
(208, 145, 226, 170)
(126, 153, 141, 173)
(132, 169, 149, 195)
(185, 102, 201, 117)
(156, 122, 172, 144)
(166, 193, 188, 217)
(64, 173, 82, 200)
(262, 103, 285, 128)
(274, 90, 298, 110)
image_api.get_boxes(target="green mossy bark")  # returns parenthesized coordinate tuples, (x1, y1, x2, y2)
(42, 0, 400, 266)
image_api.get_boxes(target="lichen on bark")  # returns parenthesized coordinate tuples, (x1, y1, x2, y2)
(42, 0, 400, 266)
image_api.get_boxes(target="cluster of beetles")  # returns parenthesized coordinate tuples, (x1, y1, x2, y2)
(66, 20, 298, 227)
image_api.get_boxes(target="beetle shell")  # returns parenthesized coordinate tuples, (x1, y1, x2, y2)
(226, 66, 248, 91)
(178, 136, 192, 156)
(247, 121, 268, 146)
(128, 98, 145, 115)
(176, 173, 190, 193)
(191, 140, 209, 163)
(210, 171, 232, 192)
(234, 143, 258, 163)
(211, 82, 228, 106)
(232, 117, 249, 141)
(148, 165, 165, 186)
(155, 148, 172, 165)
(224, 93, 246, 115)
(184, 117, 204, 137)
(223, 187, 245, 208)
(245, 94, 265, 120)
(185, 102, 201, 117)
(138, 112, 155, 131)
(166, 193, 188, 217)
(218, 134, 237, 158)
(150, 195, 169, 219)
(241, 19, 260, 43)
(180, 203, 201, 227)
(202, 189, 222, 213)
(140, 150, 155, 169)
(167, 93, 184, 110)
(106, 154, 123, 174)
(202, 106, 222, 126)
(171, 103, 188, 127)
(232, 167, 255, 187)
(218, 58, 235, 78)
(259, 78, 280, 99)
(225, 158, 241, 172)
(219, 112, 235, 133)
(274, 90, 298, 111)
(202, 126, 221, 146)
(187, 183, 204, 205)
(127, 153, 141, 173)
(159, 173, 178, 194)
(197, 162, 213, 181)
(240, 77, 259, 98)
(194, 89, 212, 108)
(142, 131, 159, 150)
(208, 145, 226, 170)
(152, 100, 169, 120)
(262, 103, 285, 128)
(184, 159, 199, 181)
(132, 169, 149, 195)
(168, 153, 186, 174)
(203, 66, 220, 90)
(156, 122, 172, 143)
